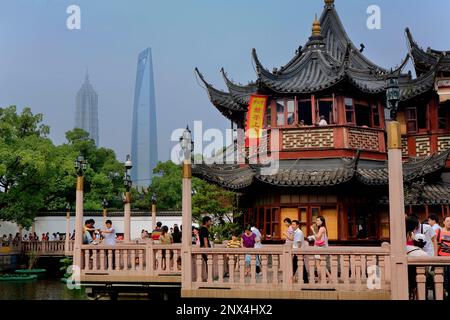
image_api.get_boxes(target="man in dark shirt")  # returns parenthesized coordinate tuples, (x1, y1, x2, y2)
(200, 216, 212, 247)
(199, 216, 213, 281)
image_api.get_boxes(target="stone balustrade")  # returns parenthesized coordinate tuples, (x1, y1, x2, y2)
(79, 243, 182, 282)
(12, 240, 71, 256)
(188, 244, 391, 294)
(407, 256, 450, 301)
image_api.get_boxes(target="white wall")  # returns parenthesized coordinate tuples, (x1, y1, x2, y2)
(0, 215, 182, 240)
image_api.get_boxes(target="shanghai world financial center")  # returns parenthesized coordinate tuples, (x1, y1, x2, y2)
(131, 47, 158, 188)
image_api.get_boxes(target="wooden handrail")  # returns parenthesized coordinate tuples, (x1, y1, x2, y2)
(191, 246, 390, 255)
(407, 256, 450, 266)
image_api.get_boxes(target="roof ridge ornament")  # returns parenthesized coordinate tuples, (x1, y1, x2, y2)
(312, 14, 322, 37)
(324, 0, 335, 7)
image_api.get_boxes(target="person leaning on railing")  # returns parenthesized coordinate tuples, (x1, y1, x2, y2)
(436, 215, 450, 298)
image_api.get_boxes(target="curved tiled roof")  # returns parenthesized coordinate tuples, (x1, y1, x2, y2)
(379, 183, 450, 206)
(192, 163, 254, 190)
(196, 1, 442, 120)
(220, 68, 257, 105)
(406, 28, 450, 76)
(195, 68, 246, 121)
(357, 149, 450, 185)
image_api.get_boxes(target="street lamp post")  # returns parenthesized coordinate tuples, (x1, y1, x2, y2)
(151, 193, 157, 231)
(65, 203, 71, 256)
(180, 126, 194, 289)
(102, 199, 109, 226)
(73, 155, 87, 269)
(386, 75, 409, 300)
(123, 155, 133, 242)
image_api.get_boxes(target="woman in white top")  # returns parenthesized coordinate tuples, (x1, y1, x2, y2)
(100, 220, 116, 246)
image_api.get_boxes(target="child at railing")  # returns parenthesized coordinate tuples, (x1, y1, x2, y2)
(224, 232, 241, 277)
(241, 226, 257, 277)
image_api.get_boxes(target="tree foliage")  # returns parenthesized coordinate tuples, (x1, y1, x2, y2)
(0, 106, 124, 227)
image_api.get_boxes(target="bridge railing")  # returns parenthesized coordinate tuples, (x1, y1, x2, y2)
(79, 243, 182, 278)
(13, 240, 72, 255)
(407, 256, 450, 300)
(188, 244, 391, 292)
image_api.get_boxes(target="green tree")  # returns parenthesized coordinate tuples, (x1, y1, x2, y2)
(0, 106, 53, 227)
(0, 106, 126, 226)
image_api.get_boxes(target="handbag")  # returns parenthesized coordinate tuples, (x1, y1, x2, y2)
(314, 239, 326, 247)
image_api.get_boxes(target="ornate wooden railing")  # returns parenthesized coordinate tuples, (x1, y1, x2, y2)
(79, 243, 182, 279)
(188, 244, 391, 293)
(254, 125, 386, 154)
(34, 241, 449, 300)
(407, 256, 450, 300)
(6, 241, 74, 256)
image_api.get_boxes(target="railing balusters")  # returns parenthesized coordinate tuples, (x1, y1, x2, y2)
(229, 254, 235, 284)
(434, 267, 444, 301)
(416, 266, 427, 300)
(250, 255, 256, 285)
(196, 254, 203, 283)
(84, 250, 90, 270)
(342, 255, 350, 289)
(207, 254, 213, 283)
(297, 254, 304, 286)
(92, 250, 98, 271)
(331, 255, 338, 286)
(308, 255, 316, 285)
(108, 249, 113, 271)
(261, 254, 268, 284)
(272, 254, 279, 284)
(138, 249, 144, 271)
(115, 249, 120, 270)
(218, 254, 224, 284)
(239, 255, 245, 284)
(355, 255, 362, 289)
(130, 249, 136, 270)
(319, 256, 327, 285)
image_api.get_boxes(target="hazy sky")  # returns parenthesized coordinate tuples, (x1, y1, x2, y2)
(0, 0, 449, 162)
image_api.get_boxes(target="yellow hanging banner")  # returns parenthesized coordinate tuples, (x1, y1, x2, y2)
(245, 95, 267, 147)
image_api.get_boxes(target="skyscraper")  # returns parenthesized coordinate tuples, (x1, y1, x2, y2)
(131, 47, 158, 188)
(74, 72, 99, 145)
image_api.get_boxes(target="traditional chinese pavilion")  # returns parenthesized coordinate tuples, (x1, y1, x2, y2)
(193, 0, 450, 244)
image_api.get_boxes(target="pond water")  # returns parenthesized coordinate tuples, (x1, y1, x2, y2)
(0, 278, 87, 300)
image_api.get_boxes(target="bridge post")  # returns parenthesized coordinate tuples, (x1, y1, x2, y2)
(73, 155, 87, 270)
(181, 159, 193, 290)
(387, 121, 408, 300)
(180, 127, 193, 291)
(65, 204, 71, 256)
(123, 154, 133, 243)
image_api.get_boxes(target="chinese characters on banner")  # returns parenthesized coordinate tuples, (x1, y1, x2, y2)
(245, 95, 267, 147)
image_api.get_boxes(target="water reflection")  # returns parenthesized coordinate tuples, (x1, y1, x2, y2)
(0, 279, 87, 300)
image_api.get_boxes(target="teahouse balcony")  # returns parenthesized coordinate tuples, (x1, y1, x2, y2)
(252, 125, 386, 160)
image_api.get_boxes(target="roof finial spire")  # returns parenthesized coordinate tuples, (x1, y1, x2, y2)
(324, 0, 335, 7)
(311, 14, 322, 37)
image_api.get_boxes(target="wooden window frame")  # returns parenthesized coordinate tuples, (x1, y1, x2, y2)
(344, 97, 356, 125)
(416, 103, 429, 133)
(316, 96, 335, 125)
(405, 107, 418, 133)
(437, 101, 450, 132)
(370, 101, 381, 128)
(297, 99, 313, 126)
(275, 98, 297, 128)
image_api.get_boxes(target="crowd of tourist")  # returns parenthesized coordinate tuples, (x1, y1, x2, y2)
(405, 214, 450, 299)
(1, 232, 68, 246)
